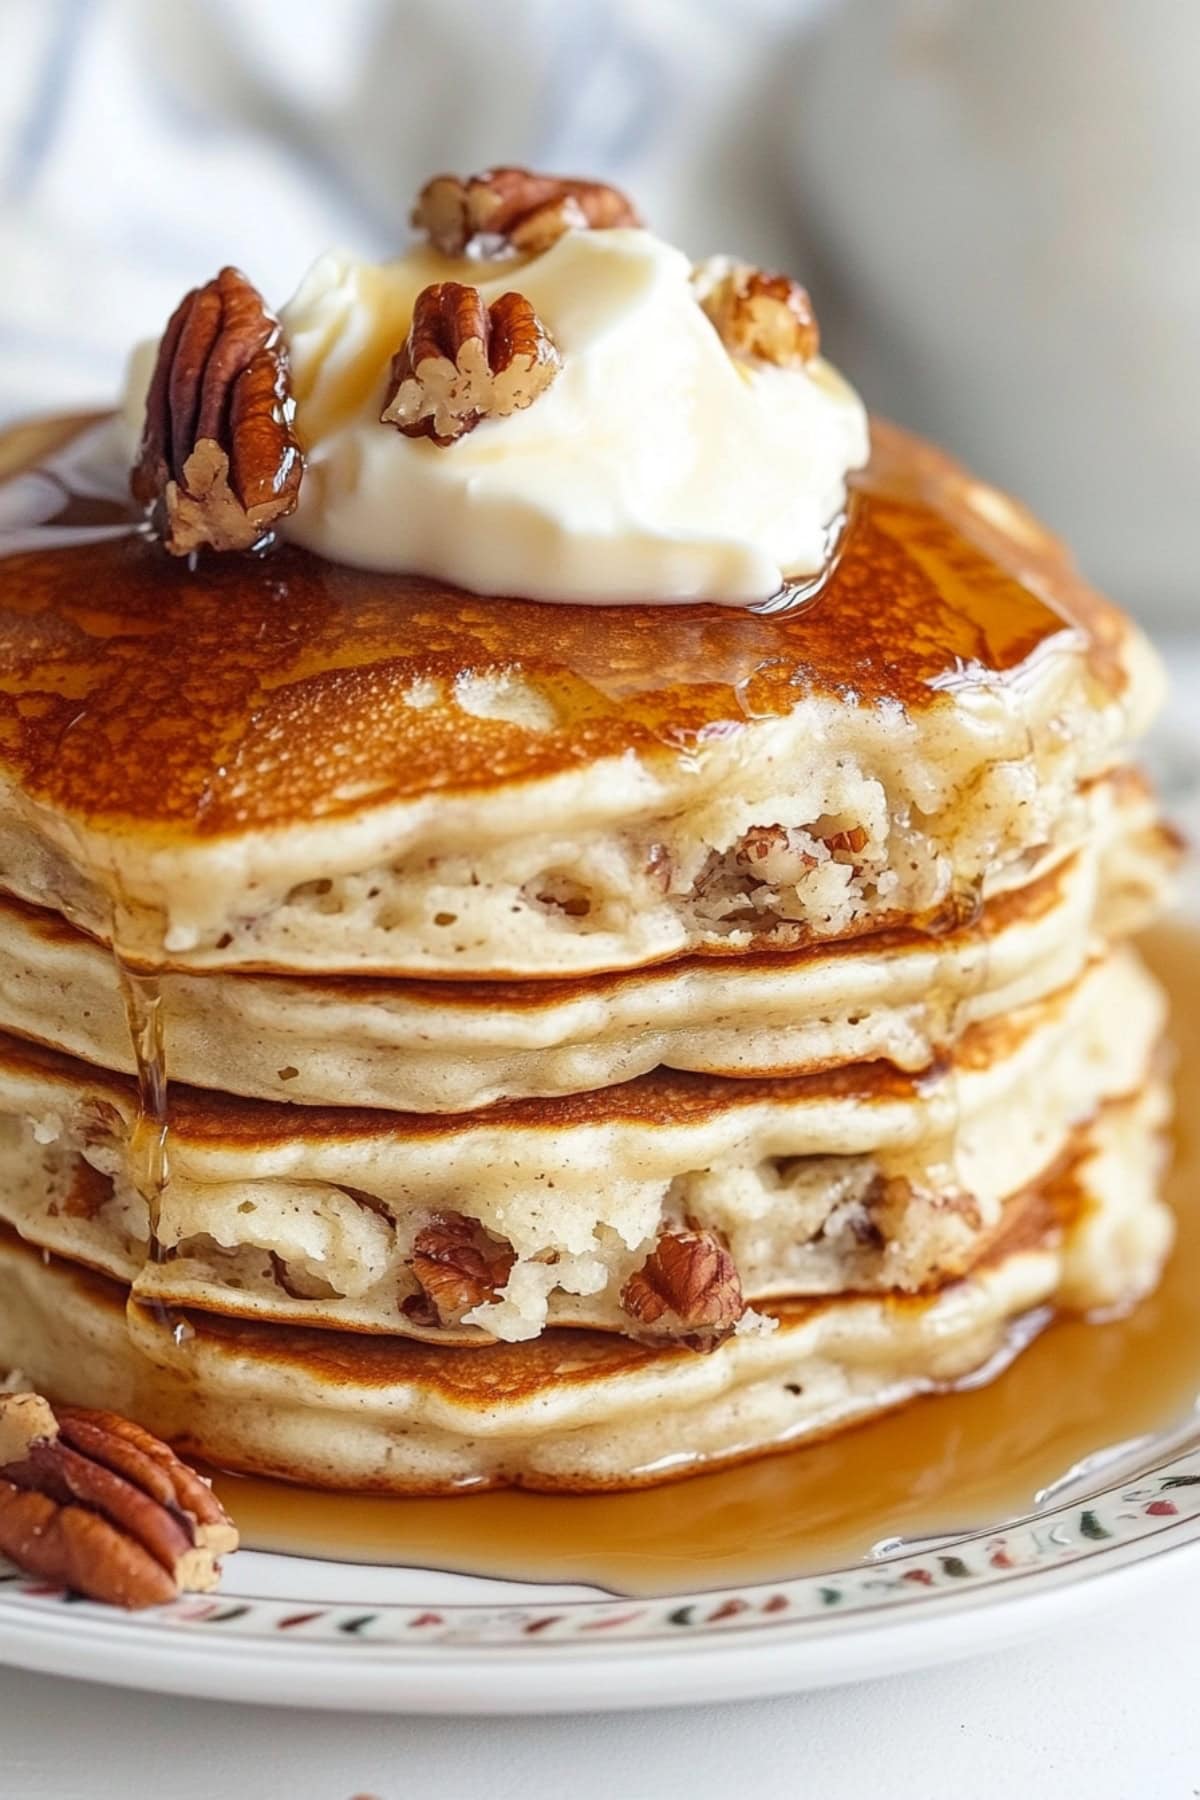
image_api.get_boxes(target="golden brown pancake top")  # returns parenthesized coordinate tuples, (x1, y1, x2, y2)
(0, 417, 1127, 839)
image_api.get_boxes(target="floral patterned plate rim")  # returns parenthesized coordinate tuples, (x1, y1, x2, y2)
(1, 1430, 1198, 1712)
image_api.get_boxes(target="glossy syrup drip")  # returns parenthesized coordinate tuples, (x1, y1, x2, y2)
(111, 950, 192, 1343)
(113, 957, 169, 1251)
(748, 500, 854, 616)
(0, 420, 185, 1336)
(214, 925, 1199, 1599)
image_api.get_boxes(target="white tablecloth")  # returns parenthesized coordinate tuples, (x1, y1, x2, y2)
(3, 1572, 1196, 1800)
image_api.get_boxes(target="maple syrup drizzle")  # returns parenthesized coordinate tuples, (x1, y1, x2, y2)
(113, 958, 169, 1252)
(749, 499, 855, 615)
(112, 948, 196, 1349)
(210, 924, 1200, 1600)
(0, 423, 186, 1335)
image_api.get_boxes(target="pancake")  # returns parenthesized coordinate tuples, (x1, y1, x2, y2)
(0, 152, 1179, 1527)
(0, 948, 1164, 1343)
(0, 417, 1164, 976)
(0, 377, 1174, 1501)
(0, 1080, 1170, 1493)
(0, 768, 1172, 1110)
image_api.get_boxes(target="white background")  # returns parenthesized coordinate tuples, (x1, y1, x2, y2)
(4, 1572, 1199, 1799)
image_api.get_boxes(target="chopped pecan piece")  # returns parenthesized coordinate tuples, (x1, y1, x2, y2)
(0, 1393, 237, 1609)
(382, 282, 560, 446)
(622, 1228, 745, 1350)
(60, 1156, 114, 1221)
(132, 265, 303, 555)
(0, 1392, 56, 1463)
(693, 256, 820, 369)
(735, 825, 818, 879)
(412, 166, 641, 257)
(409, 1212, 515, 1324)
(399, 1291, 438, 1329)
(821, 825, 869, 856)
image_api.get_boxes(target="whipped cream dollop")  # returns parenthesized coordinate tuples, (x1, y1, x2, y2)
(124, 228, 869, 607)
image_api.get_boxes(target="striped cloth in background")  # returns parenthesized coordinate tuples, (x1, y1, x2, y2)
(0, 0, 823, 422)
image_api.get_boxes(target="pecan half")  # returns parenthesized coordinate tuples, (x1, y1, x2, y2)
(412, 166, 641, 257)
(381, 283, 560, 446)
(55, 1407, 238, 1556)
(132, 266, 303, 555)
(0, 1393, 237, 1608)
(622, 1228, 745, 1350)
(409, 1212, 515, 1325)
(692, 257, 820, 369)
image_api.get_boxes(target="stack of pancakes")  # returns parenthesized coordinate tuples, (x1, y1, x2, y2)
(0, 417, 1176, 1492)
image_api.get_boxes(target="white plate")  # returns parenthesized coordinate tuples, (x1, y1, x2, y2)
(2, 1430, 1199, 1712)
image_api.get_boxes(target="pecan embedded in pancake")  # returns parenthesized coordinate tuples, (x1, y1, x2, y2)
(622, 1227, 745, 1350)
(408, 1211, 516, 1324)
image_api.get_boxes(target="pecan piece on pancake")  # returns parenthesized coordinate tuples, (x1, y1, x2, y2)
(692, 256, 820, 368)
(622, 1228, 745, 1351)
(821, 824, 869, 856)
(734, 824, 818, 882)
(58, 1155, 115, 1221)
(0, 1392, 238, 1609)
(381, 283, 561, 446)
(408, 1212, 516, 1325)
(412, 166, 641, 257)
(132, 265, 303, 555)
